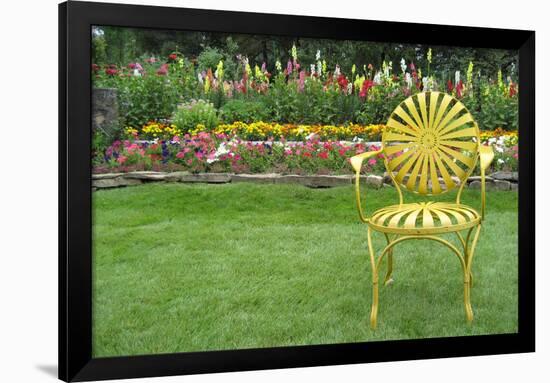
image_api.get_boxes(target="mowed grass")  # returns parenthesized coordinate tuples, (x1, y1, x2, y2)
(92, 183, 518, 357)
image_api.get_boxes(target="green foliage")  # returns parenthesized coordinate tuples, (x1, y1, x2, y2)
(356, 86, 407, 125)
(92, 130, 109, 166)
(118, 74, 180, 128)
(476, 83, 518, 130)
(197, 47, 224, 73)
(220, 99, 269, 123)
(172, 99, 219, 133)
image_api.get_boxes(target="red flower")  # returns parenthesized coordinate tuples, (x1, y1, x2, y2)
(105, 67, 118, 76)
(303, 151, 312, 158)
(318, 151, 329, 159)
(509, 82, 517, 97)
(168, 53, 177, 61)
(447, 80, 454, 93)
(456, 80, 464, 98)
(337, 74, 348, 91)
(359, 80, 374, 99)
(127, 63, 136, 69)
(91, 63, 100, 72)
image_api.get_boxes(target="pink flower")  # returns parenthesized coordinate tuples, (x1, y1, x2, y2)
(176, 151, 185, 159)
(318, 151, 329, 159)
(172, 136, 180, 143)
(117, 155, 127, 164)
(368, 158, 377, 166)
(157, 63, 168, 75)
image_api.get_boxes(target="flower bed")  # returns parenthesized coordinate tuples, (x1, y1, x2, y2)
(93, 126, 519, 175)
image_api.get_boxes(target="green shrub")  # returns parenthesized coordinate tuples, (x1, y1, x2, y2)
(476, 83, 518, 130)
(118, 74, 180, 128)
(172, 99, 219, 133)
(220, 99, 269, 123)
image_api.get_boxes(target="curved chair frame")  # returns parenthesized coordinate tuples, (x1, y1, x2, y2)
(350, 92, 495, 329)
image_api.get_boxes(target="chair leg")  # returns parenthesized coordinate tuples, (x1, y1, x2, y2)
(463, 277, 474, 323)
(384, 251, 394, 286)
(367, 228, 379, 329)
(382, 234, 394, 286)
(463, 224, 482, 323)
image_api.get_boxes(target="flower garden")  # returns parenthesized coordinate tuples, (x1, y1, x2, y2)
(92, 45, 519, 178)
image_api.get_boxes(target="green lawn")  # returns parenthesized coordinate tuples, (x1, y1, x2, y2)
(92, 183, 518, 357)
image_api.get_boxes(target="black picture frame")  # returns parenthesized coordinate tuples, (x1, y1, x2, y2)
(59, 1, 535, 381)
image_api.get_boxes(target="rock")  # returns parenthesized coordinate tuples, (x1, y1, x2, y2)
(92, 173, 125, 180)
(365, 175, 384, 189)
(277, 175, 352, 188)
(493, 180, 511, 191)
(469, 180, 483, 189)
(489, 171, 518, 182)
(123, 172, 168, 181)
(469, 179, 510, 191)
(92, 88, 118, 138)
(232, 173, 281, 184)
(164, 171, 190, 182)
(92, 177, 142, 189)
(511, 183, 518, 191)
(180, 173, 232, 183)
(467, 176, 494, 183)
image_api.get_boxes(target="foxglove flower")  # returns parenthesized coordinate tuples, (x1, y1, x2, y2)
(400, 58, 406, 73)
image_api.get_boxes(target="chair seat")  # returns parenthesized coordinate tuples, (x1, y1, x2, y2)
(369, 202, 480, 235)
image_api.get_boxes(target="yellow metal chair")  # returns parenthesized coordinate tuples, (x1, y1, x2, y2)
(350, 91, 494, 329)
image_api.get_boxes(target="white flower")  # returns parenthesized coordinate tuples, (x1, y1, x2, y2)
(315, 50, 321, 61)
(497, 158, 505, 164)
(422, 77, 429, 90)
(197, 73, 203, 84)
(310, 64, 316, 76)
(317, 61, 322, 76)
(495, 146, 504, 153)
(352, 136, 364, 143)
(334, 65, 341, 77)
(347, 82, 353, 95)
(206, 158, 217, 164)
(306, 133, 316, 140)
(373, 71, 381, 84)
(400, 58, 406, 73)
(133, 69, 141, 77)
(405, 73, 412, 88)
(455, 70, 460, 85)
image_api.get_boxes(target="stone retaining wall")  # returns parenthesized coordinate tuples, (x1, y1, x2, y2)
(92, 88, 119, 137)
(92, 171, 518, 191)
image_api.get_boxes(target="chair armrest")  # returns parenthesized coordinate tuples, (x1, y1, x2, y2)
(479, 144, 495, 220)
(350, 149, 383, 223)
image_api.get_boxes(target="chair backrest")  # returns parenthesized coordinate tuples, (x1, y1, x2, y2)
(383, 91, 480, 195)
